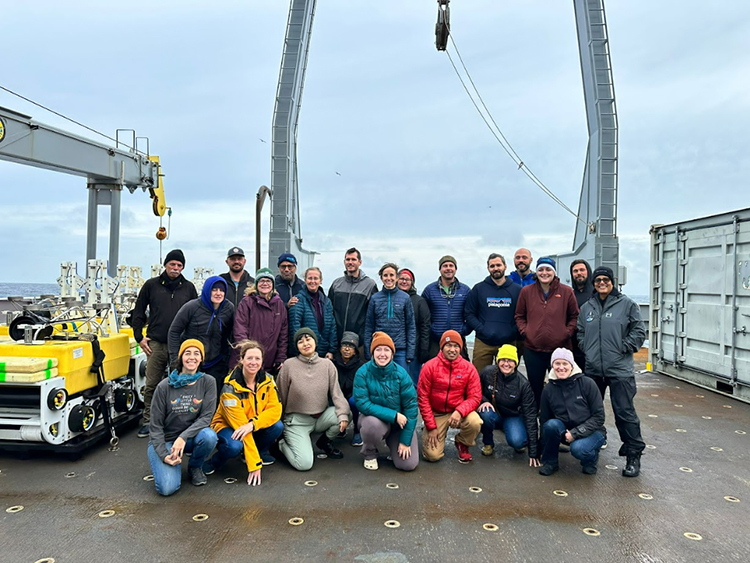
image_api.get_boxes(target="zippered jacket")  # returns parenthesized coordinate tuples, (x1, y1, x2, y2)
(479, 365, 538, 458)
(417, 352, 481, 430)
(540, 367, 605, 440)
(288, 288, 338, 356)
(421, 278, 471, 340)
(406, 288, 431, 363)
(514, 278, 579, 352)
(275, 274, 304, 306)
(131, 272, 197, 343)
(210, 367, 282, 472)
(465, 276, 521, 346)
(328, 271, 378, 344)
(364, 287, 416, 360)
(220, 270, 255, 310)
(577, 291, 646, 379)
(353, 359, 419, 445)
(231, 288, 288, 369)
(168, 277, 235, 368)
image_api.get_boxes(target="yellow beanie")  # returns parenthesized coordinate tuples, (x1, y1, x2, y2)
(496, 344, 518, 365)
(179, 338, 205, 360)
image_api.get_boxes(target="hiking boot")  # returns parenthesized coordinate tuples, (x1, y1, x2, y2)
(316, 435, 343, 459)
(137, 424, 150, 438)
(364, 458, 379, 471)
(582, 464, 598, 475)
(202, 460, 216, 475)
(351, 433, 363, 447)
(189, 467, 208, 486)
(622, 454, 641, 477)
(456, 442, 472, 463)
(481, 444, 494, 457)
(538, 463, 559, 476)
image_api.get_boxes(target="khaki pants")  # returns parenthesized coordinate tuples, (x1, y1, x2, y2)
(471, 338, 499, 373)
(422, 411, 482, 462)
(142, 341, 170, 423)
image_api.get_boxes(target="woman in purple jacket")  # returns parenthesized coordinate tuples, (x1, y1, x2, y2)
(231, 268, 288, 373)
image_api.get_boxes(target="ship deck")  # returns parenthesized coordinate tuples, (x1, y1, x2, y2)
(1, 367, 748, 563)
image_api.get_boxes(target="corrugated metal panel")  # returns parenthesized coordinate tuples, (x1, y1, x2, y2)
(649, 208, 750, 403)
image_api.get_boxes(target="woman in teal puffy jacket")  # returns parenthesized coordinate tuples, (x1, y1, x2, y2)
(288, 267, 338, 358)
(353, 331, 419, 471)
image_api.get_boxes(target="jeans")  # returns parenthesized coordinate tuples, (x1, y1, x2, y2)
(406, 360, 422, 388)
(147, 427, 218, 496)
(394, 349, 408, 372)
(210, 421, 284, 470)
(478, 409, 528, 450)
(540, 419, 605, 468)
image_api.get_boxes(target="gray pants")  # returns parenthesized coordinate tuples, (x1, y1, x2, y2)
(280, 407, 341, 471)
(142, 341, 170, 423)
(359, 415, 419, 471)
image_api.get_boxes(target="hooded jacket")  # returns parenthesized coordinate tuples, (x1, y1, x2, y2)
(328, 271, 378, 344)
(364, 287, 417, 360)
(220, 270, 255, 310)
(421, 278, 471, 340)
(210, 366, 282, 472)
(479, 365, 538, 458)
(353, 359, 419, 445)
(230, 286, 288, 369)
(465, 276, 521, 346)
(406, 287, 431, 363)
(288, 287, 338, 356)
(577, 290, 646, 379)
(515, 277, 579, 352)
(540, 365, 605, 440)
(417, 352, 482, 430)
(570, 259, 594, 308)
(168, 276, 235, 368)
(130, 271, 197, 343)
(275, 274, 305, 305)
(332, 349, 365, 399)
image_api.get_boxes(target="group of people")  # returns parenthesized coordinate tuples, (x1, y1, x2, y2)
(131, 245, 646, 495)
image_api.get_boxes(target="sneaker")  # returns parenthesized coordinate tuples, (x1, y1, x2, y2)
(481, 444, 494, 457)
(316, 435, 344, 459)
(582, 464, 598, 475)
(336, 429, 347, 439)
(189, 467, 208, 486)
(351, 433, 363, 447)
(202, 460, 216, 475)
(538, 463, 559, 476)
(137, 424, 150, 438)
(364, 458, 379, 471)
(622, 454, 641, 478)
(456, 442, 472, 463)
(260, 452, 276, 466)
(600, 440, 608, 450)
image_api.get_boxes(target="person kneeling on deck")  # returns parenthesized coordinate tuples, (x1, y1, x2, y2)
(353, 332, 419, 471)
(205, 340, 283, 486)
(418, 330, 482, 463)
(538, 348, 605, 476)
(147, 339, 218, 496)
(478, 344, 540, 467)
(275, 328, 351, 470)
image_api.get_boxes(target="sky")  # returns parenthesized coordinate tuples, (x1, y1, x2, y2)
(1, 0, 749, 297)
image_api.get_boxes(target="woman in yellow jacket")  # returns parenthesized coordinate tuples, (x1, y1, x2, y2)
(205, 340, 283, 486)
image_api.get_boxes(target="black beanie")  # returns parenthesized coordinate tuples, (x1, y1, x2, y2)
(592, 266, 615, 283)
(164, 249, 186, 267)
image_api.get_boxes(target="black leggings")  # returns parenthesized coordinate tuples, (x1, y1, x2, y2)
(522, 349, 552, 408)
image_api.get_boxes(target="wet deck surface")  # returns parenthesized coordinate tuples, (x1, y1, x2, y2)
(2, 369, 749, 563)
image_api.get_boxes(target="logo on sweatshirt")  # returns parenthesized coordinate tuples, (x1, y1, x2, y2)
(487, 297, 511, 308)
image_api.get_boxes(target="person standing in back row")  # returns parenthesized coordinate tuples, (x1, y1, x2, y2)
(220, 246, 255, 310)
(328, 247, 378, 350)
(397, 268, 431, 387)
(514, 257, 579, 407)
(578, 266, 646, 478)
(570, 259, 593, 371)
(509, 248, 535, 287)
(421, 255, 470, 360)
(131, 249, 197, 439)
(275, 253, 304, 307)
(465, 253, 521, 373)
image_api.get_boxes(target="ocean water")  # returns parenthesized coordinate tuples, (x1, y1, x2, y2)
(0, 283, 60, 298)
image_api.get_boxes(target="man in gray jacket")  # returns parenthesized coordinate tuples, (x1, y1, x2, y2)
(328, 247, 378, 348)
(578, 266, 646, 478)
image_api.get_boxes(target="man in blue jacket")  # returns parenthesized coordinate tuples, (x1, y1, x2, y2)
(465, 253, 521, 372)
(421, 255, 470, 360)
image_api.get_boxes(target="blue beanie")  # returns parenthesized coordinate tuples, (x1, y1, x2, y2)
(536, 257, 556, 274)
(277, 252, 297, 267)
